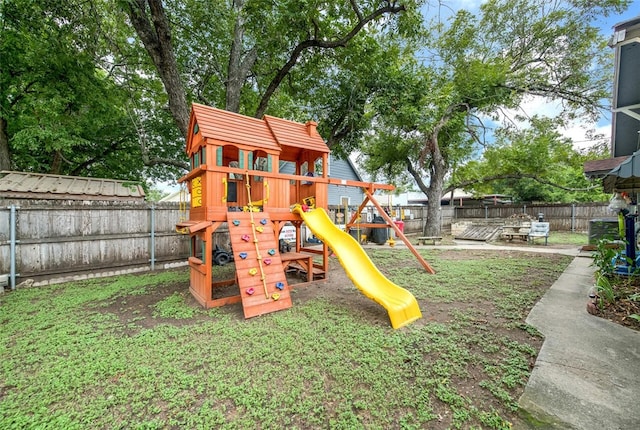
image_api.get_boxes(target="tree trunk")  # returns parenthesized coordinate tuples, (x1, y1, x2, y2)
(408, 134, 446, 237)
(424, 135, 447, 236)
(226, 0, 257, 113)
(425, 172, 444, 237)
(126, 0, 189, 137)
(0, 117, 10, 171)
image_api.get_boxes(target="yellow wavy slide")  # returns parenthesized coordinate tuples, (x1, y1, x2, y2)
(293, 206, 422, 329)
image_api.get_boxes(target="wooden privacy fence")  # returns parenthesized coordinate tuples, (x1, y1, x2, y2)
(0, 201, 190, 288)
(453, 202, 612, 232)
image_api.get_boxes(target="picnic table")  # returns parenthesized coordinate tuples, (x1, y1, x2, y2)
(501, 222, 530, 241)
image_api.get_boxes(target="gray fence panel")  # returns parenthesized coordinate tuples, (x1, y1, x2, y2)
(0, 200, 190, 285)
(454, 203, 610, 232)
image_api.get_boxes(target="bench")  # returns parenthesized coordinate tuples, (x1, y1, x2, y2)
(417, 236, 442, 245)
(528, 222, 550, 245)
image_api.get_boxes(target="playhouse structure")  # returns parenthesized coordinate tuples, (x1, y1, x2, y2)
(176, 103, 433, 328)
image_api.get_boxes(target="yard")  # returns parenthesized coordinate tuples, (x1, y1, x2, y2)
(0, 248, 573, 429)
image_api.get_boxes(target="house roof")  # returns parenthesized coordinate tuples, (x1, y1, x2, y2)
(583, 156, 630, 178)
(188, 103, 281, 154)
(613, 15, 640, 31)
(0, 171, 145, 201)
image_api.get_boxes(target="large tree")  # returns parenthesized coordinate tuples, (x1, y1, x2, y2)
(361, 0, 628, 236)
(2, 0, 422, 180)
(121, 0, 419, 129)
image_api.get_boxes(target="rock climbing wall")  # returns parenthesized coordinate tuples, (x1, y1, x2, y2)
(228, 212, 292, 318)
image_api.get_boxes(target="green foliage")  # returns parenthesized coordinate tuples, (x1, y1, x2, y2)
(595, 273, 616, 306)
(591, 239, 620, 278)
(456, 116, 610, 203)
(358, 0, 626, 236)
(0, 0, 151, 179)
(153, 292, 201, 319)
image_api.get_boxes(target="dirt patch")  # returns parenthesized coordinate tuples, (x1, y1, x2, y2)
(589, 279, 640, 332)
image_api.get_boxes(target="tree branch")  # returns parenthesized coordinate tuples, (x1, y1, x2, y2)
(254, 2, 405, 118)
(125, 0, 189, 136)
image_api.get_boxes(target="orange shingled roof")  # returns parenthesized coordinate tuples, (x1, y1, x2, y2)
(189, 103, 281, 153)
(264, 115, 329, 154)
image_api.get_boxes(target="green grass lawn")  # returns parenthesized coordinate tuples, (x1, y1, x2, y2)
(545, 231, 587, 246)
(0, 250, 572, 429)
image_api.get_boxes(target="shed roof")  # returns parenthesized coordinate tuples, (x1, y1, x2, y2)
(188, 103, 281, 153)
(0, 171, 145, 201)
(583, 156, 630, 179)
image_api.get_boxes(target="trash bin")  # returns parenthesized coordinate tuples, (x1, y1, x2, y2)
(370, 216, 388, 244)
(393, 220, 404, 237)
(588, 218, 620, 244)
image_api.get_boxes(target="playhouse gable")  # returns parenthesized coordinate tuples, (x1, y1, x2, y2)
(186, 103, 281, 155)
(264, 115, 329, 161)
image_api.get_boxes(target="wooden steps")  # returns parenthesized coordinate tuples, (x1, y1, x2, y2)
(284, 261, 326, 280)
(228, 212, 292, 318)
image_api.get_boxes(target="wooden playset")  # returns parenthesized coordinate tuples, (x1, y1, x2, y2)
(176, 103, 433, 328)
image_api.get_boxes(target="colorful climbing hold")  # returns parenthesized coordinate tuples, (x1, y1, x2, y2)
(256, 226, 264, 233)
(272, 293, 280, 301)
(239, 252, 248, 259)
(275, 282, 285, 290)
(241, 234, 250, 242)
(260, 218, 267, 225)
(268, 249, 276, 256)
(246, 287, 255, 295)
(249, 268, 258, 276)
(232, 220, 240, 226)
(264, 258, 272, 265)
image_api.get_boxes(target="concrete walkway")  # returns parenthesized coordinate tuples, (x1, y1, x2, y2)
(519, 254, 640, 429)
(389, 239, 640, 428)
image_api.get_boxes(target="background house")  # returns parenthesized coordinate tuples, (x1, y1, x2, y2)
(585, 15, 640, 181)
(610, 15, 640, 158)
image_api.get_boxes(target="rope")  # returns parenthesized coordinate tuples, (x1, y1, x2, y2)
(245, 173, 269, 299)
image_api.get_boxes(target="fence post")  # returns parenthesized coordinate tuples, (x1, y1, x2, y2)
(484, 205, 488, 220)
(150, 204, 156, 271)
(571, 204, 576, 232)
(9, 204, 17, 290)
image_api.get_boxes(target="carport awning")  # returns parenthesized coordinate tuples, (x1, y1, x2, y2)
(603, 150, 640, 193)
